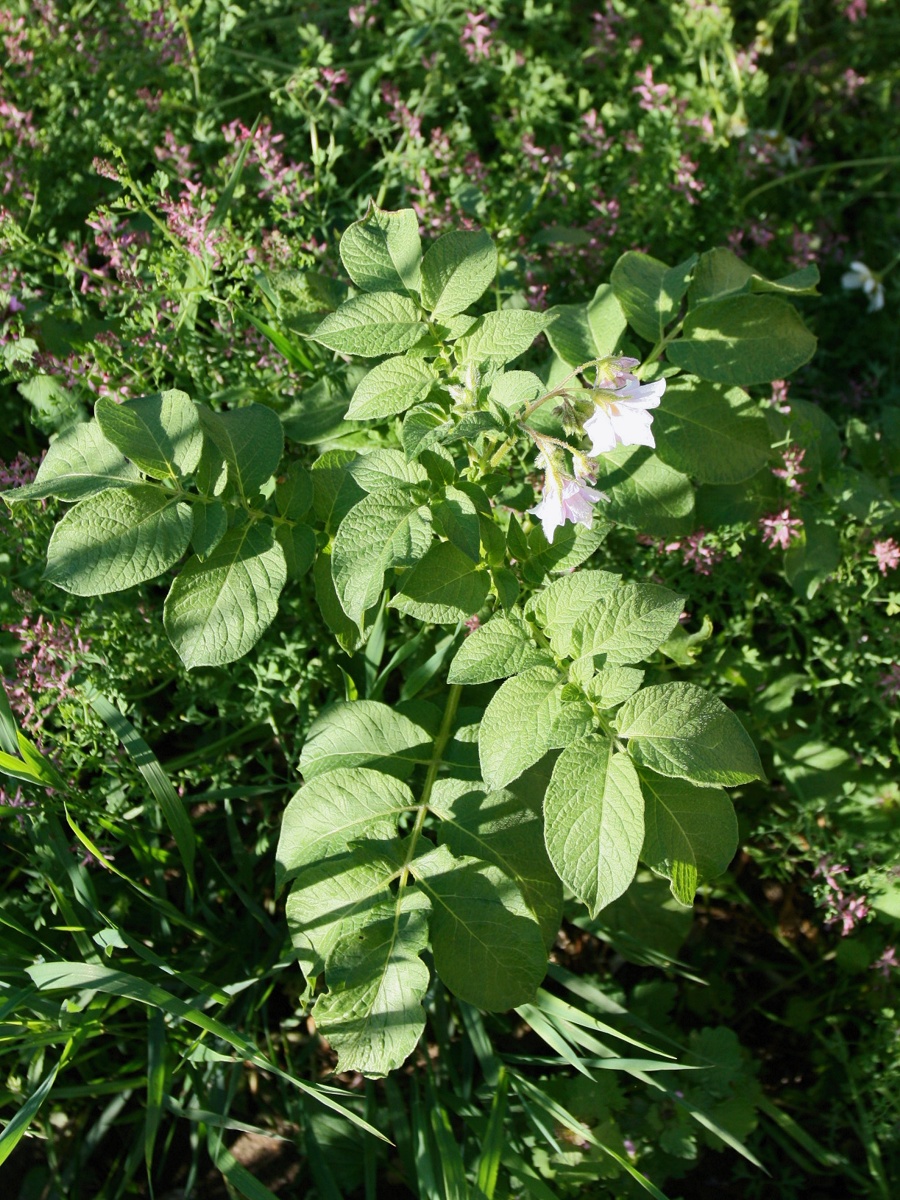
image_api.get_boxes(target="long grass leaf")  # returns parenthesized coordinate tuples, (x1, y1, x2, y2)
(0, 1058, 59, 1165)
(0, 680, 18, 755)
(427, 1074, 468, 1200)
(145, 1009, 166, 1183)
(473, 1065, 507, 1199)
(81, 686, 196, 884)
(26, 962, 388, 1142)
(304, 1122, 344, 1200)
(516, 1004, 596, 1079)
(207, 1128, 281, 1200)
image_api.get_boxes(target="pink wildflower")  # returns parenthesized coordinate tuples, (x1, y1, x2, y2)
(878, 665, 900, 701)
(873, 539, 900, 576)
(3, 613, 91, 734)
(759, 509, 803, 551)
(838, 0, 867, 21)
(771, 445, 807, 493)
(633, 64, 674, 111)
(871, 947, 899, 979)
(460, 11, 496, 62)
(769, 379, 791, 414)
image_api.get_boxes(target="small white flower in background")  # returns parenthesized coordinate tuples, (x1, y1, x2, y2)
(528, 451, 607, 543)
(841, 261, 885, 313)
(583, 374, 666, 455)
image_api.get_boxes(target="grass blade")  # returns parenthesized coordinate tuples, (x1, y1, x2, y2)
(474, 1065, 507, 1199)
(0, 1058, 59, 1165)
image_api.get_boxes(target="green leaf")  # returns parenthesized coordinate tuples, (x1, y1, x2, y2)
(0, 1060, 59, 1166)
(590, 446, 694, 538)
(311, 293, 425, 358)
(570, 582, 685, 666)
(95, 390, 203, 480)
(191, 500, 227, 559)
(489, 370, 544, 411)
(275, 461, 313, 519)
(286, 845, 398, 978)
(639, 774, 738, 906)
(667, 295, 817, 386)
(45, 485, 192, 595)
(276, 522, 316, 579)
(332, 489, 433, 623)
(433, 486, 481, 562)
(421, 228, 498, 318)
(312, 449, 367, 533)
(163, 522, 287, 668)
(314, 892, 431, 1077)
(314, 545, 369, 654)
(587, 283, 628, 356)
(282, 374, 356, 444)
(479, 666, 571, 790)
(431, 779, 563, 946)
(346, 356, 438, 420)
(610, 252, 696, 343)
(544, 736, 644, 916)
(339, 203, 422, 293)
(412, 844, 547, 1010)
(528, 569, 621, 656)
(654, 376, 771, 484)
(783, 514, 841, 600)
(276, 767, 415, 891)
(402, 404, 452, 458)
(615, 683, 765, 787)
(457, 310, 550, 366)
(1, 421, 139, 504)
(585, 666, 645, 710)
(448, 614, 550, 684)
(348, 449, 429, 493)
(391, 541, 490, 624)
(689, 248, 820, 306)
(522, 521, 610, 586)
(197, 403, 284, 499)
(544, 303, 596, 366)
(298, 699, 431, 781)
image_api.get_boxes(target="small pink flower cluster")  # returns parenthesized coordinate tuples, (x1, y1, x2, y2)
(672, 154, 705, 205)
(838, 0, 867, 22)
(771, 445, 808, 494)
(349, 1, 378, 29)
(134, 5, 188, 66)
(768, 379, 791, 414)
(154, 130, 195, 177)
(591, 2, 623, 54)
(759, 509, 803, 551)
(879, 664, 900, 701)
(872, 538, 900, 576)
(3, 613, 91, 735)
(633, 64, 674, 112)
(380, 82, 423, 142)
(814, 857, 870, 937)
(460, 11, 496, 62)
(0, 451, 41, 490)
(640, 529, 725, 576)
(159, 180, 227, 266)
(871, 946, 899, 979)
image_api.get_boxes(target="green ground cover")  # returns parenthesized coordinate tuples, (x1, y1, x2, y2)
(1, 2, 898, 1196)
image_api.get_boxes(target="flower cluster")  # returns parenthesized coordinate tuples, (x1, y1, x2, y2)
(759, 508, 803, 551)
(872, 538, 900, 576)
(813, 857, 870, 937)
(3, 613, 91, 735)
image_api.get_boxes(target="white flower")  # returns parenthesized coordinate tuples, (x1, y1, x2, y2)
(582, 376, 666, 455)
(528, 464, 606, 543)
(841, 261, 885, 313)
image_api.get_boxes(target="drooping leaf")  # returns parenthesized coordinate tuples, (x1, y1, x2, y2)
(163, 522, 287, 668)
(95, 390, 203, 480)
(45, 485, 192, 595)
(190, 500, 227, 559)
(1, 421, 139, 504)
(421, 228, 498, 318)
(311, 293, 425, 358)
(639, 773, 738, 906)
(331, 489, 433, 623)
(543, 736, 644, 916)
(614, 683, 765, 787)
(412, 844, 547, 1010)
(298, 700, 432, 781)
(610, 252, 696, 343)
(479, 666, 567, 790)
(432, 486, 481, 562)
(276, 522, 316, 579)
(275, 461, 313, 519)
(339, 203, 422, 293)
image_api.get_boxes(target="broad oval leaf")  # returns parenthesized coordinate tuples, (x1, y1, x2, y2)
(412, 843, 547, 1011)
(614, 682, 765, 787)
(197, 404, 284, 499)
(479, 666, 566, 790)
(339, 203, 422, 293)
(654, 376, 772, 484)
(456, 309, 550, 366)
(298, 699, 431, 780)
(2, 421, 139, 504)
(666, 295, 817, 386)
(527, 569, 621, 656)
(448, 614, 550, 684)
(570, 581, 685, 666)
(590, 445, 694, 538)
(610, 252, 696, 344)
(96, 390, 203, 480)
(639, 773, 738, 906)
(311, 293, 425, 358)
(544, 735, 644, 916)
(45, 485, 192, 595)
(391, 541, 490, 625)
(346, 356, 437, 420)
(421, 228, 498, 319)
(163, 521, 287, 668)
(332, 489, 433, 624)
(276, 767, 416, 892)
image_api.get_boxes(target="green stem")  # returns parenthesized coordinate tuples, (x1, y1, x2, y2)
(398, 683, 463, 890)
(741, 155, 900, 208)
